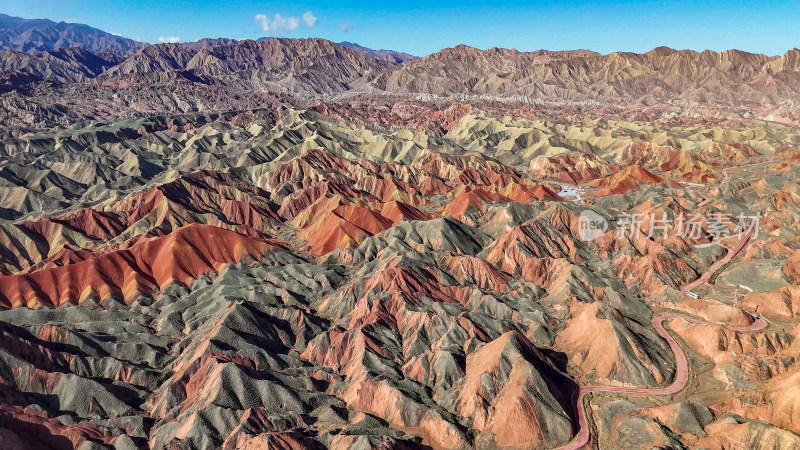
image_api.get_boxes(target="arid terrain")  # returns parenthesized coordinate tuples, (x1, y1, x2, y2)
(1, 12, 800, 450)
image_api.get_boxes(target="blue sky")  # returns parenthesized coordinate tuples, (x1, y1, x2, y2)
(2, 0, 798, 56)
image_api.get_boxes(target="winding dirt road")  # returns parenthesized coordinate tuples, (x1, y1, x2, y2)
(696, 148, 780, 208)
(682, 222, 752, 293)
(556, 149, 783, 449)
(557, 312, 766, 450)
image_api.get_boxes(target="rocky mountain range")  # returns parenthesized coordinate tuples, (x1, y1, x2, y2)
(107, 38, 396, 96)
(0, 46, 116, 83)
(337, 41, 417, 64)
(0, 27, 798, 132)
(0, 13, 143, 56)
(1, 11, 800, 450)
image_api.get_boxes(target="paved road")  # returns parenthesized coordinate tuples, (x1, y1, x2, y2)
(721, 166, 731, 184)
(682, 221, 752, 293)
(559, 312, 766, 450)
(557, 205, 766, 449)
(695, 147, 780, 208)
(557, 148, 783, 449)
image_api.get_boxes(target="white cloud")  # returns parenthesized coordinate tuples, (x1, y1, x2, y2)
(253, 13, 300, 34)
(302, 11, 317, 28)
(338, 22, 350, 33)
(253, 14, 270, 31)
(158, 36, 180, 43)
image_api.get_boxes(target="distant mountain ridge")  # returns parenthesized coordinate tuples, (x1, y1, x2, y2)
(337, 41, 417, 63)
(2, 13, 800, 129)
(104, 38, 396, 97)
(0, 13, 144, 56)
(2, 31, 800, 106)
(378, 44, 800, 104)
(90, 38, 800, 105)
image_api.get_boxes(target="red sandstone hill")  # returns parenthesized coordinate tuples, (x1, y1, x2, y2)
(592, 164, 681, 195)
(0, 137, 793, 449)
(0, 224, 274, 308)
(0, 170, 281, 274)
(0, 50, 798, 449)
(292, 195, 395, 255)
